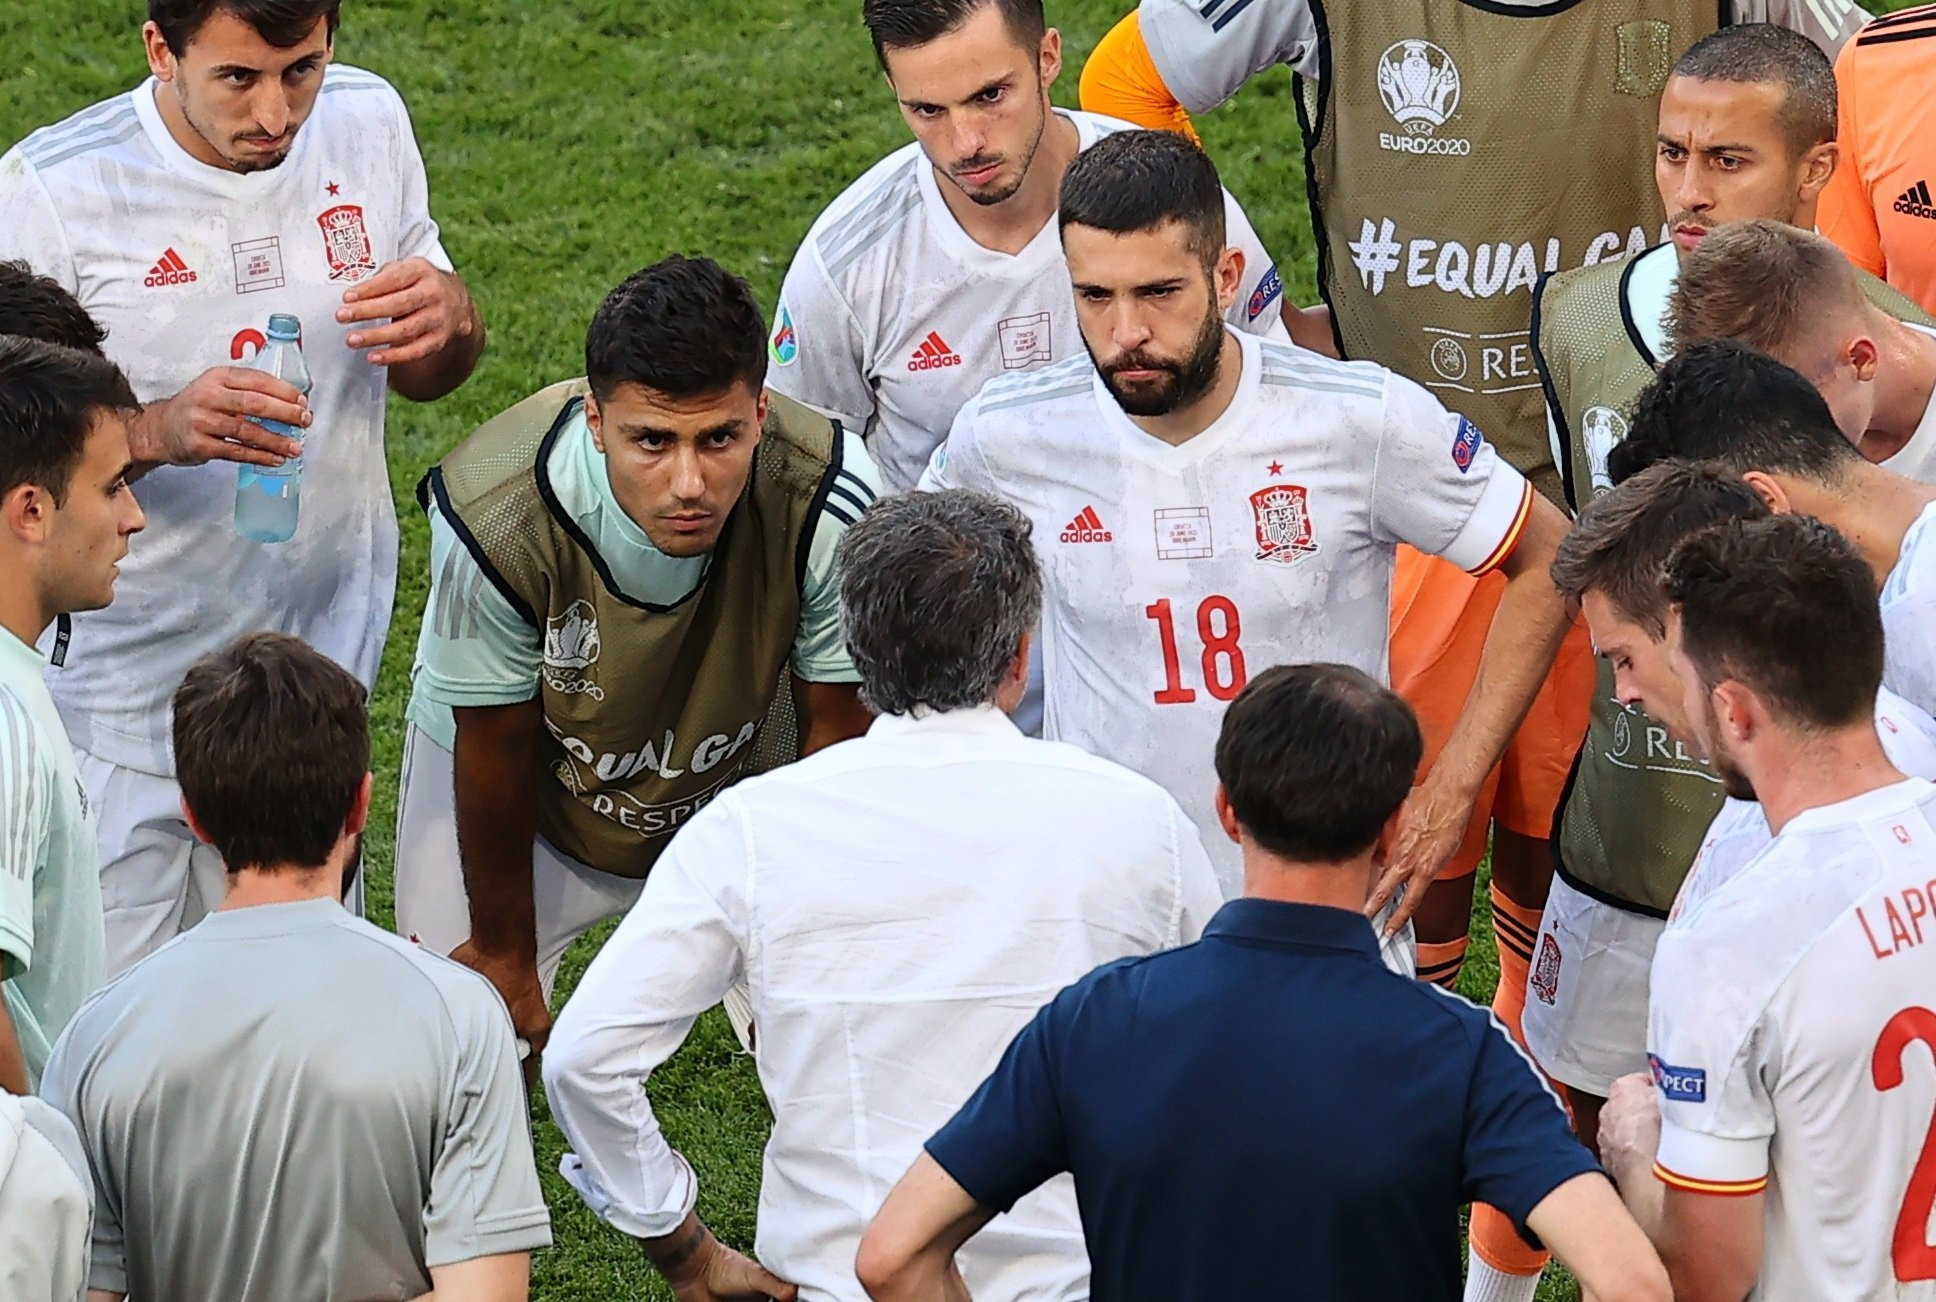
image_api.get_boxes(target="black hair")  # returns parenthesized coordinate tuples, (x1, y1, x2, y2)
(584, 256, 769, 404)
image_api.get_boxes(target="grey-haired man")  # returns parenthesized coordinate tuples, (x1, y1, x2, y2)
(543, 489, 1222, 1302)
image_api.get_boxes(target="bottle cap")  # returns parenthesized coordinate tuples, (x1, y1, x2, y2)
(265, 313, 301, 341)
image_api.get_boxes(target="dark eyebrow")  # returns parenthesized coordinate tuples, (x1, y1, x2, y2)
(900, 74, 1011, 111)
(618, 420, 745, 440)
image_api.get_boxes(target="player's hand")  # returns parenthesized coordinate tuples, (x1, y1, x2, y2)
(1599, 1071, 1663, 1183)
(1364, 778, 1475, 936)
(450, 938, 552, 1060)
(337, 256, 476, 367)
(129, 366, 308, 468)
(647, 1214, 799, 1302)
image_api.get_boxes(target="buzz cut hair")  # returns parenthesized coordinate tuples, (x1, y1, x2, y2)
(1670, 24, 1837, 155)
(1667, 220, 1867, 363)
(860, 0, 1046, 71)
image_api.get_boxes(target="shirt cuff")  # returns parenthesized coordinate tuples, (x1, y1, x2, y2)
(558, 1148, 698, 1241)
(1440, 473, 1534, 576)
(1653, 1119, 1770, 1196)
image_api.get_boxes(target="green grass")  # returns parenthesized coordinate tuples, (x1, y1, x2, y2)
(1, 1, 1913, 1296)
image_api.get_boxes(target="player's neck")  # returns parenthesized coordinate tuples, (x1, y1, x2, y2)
(1746, 726, 1905, 836)
(1241, 850, 1380, 913)
(1800, 470, 1936, 589)
(1871, 321, 1936, 446)
(218, 848, 352, 909)
(1127, 332, 1242, 446)
(0, 581, 54, 657)
(152, 81, 241, 173)
(936, 111, 1078, 256)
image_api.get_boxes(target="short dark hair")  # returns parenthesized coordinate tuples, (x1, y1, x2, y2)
(149, 0, 342, 51)
(861, 0, 1046, 70)
(1662, 514, 1881, 731)
(1215, 664, 1423, 863)
(584, 256, 768, 405)
(1670, 24, 1837, 154)
(1058, 129, 1227, 271)
(0, 336, 137, 506)
(0, 262, 106, 355)
(1612, 339, 1857, 486)
(173, 632, 369, 873)
(1550, 461, 1769, 638)
(837, 490, 1041, 715)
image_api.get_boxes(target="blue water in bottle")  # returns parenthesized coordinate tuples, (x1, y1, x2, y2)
(234, 313, 311, 543)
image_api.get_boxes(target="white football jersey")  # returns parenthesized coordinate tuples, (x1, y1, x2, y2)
(769, 109, 1290, 491)
(0, 66, 451, 775)
(1882, 501, 1936, 721)
(1673, 686, 1936, 921)
(1650, 777, 1936, 1300)
(923, 330, 1533, 893)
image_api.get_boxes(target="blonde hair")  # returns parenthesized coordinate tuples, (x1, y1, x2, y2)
(1667, 220, 1864, 363)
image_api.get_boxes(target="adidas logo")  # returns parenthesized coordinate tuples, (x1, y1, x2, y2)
(907, 330, 963, 372)
(1896, 180, 1935, 221)
(1060, 505, 1113, 544)
(143, 247, 198, 288)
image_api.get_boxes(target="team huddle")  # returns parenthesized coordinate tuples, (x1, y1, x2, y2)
(3, 0, 1936, 1298)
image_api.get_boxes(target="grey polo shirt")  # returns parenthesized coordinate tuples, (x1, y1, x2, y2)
(41, 898, 551, 1300)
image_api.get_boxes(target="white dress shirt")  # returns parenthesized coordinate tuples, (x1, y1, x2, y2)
(543, 705, 1222, 1302)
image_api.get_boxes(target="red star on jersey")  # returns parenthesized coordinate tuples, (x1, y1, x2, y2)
(325, 181, 341, 196)
(1267, 460, 1284, 476)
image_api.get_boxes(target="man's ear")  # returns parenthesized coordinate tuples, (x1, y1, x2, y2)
(1711, 679, 1757, 745)
(585, 393, 606, 453)
(1214, 246, 1246, 315)
(3, 482, 55, 545)
(1039, 26, 1064, 90)
(1739, 470, 1792, 514)
(141, 20, 176, 82)
(180, 796, 216, 848)
(1799, 140, 1839, 203)
(1213, 784, 1242, 846)
(1849, 334, 1882, 385)
(344, 772, 374, 840)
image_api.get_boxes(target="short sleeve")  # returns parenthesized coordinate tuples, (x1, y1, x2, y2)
(1369, 373, 1534, 575)
(1077, 11, 1202, 139)
(1730, 0, 1867, 54)
(1817, 39, 1886, 278)
(0, 149, 78, 290)
(388, 88, 453, 272)
(38, 1022, 127, 1296)
(1222, 191, 1290, 343)
(791, 432, 881, 683)
(764, 244, 877, 434)
(915, 398, 998, 494)
(924, 991, 1074, 1213)
(0, 690, 52, 980)
(423, 981, 553, 1266)
(1458, 1003, 1601, 1241)
(1645, 930, 1775, 1197)
(1137, 0, 1320, 113)
(413, 501, 544, 712)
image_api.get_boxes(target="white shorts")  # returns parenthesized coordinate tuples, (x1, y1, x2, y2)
(83, 750, 367, 975)
(392, 725, 754, 1044)
(1520, 872, 1664, 1098)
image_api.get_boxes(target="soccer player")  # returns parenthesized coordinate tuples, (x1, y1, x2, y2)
(0, 0, 484, 973)
(770, 0, 1291, 494)
(922, 130, 1570, 955)
(1618, 340, 1936, 725)
(855, 664, 1670, 1302)
(1599, 514, 1936, 1300)
(1668, 220, 1936, 475)
(396, 257, 877, 1063)
(544, 490, 1220, 1301)
(1819, 4, 1936, 315)
(1520, 27, 1932, 1153)
(42, 633, 550, 1302)
(0, 340, 142, 1095)
(1545, 461, 1936, 1137)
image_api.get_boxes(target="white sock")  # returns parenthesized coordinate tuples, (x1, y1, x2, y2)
(1463, 1255, 1543, 1302)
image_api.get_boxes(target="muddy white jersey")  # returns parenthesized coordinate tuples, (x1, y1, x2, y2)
(1650, 777, 1936, 1300)
(769, 109, 1290, 492)
(922, 330, 1532, 893)
(0, 65, 450, 775)
(1673, 686, 1936, 923)
(1882, 501, 1936, 721)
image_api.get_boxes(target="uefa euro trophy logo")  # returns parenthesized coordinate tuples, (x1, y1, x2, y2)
(1377, 40, 1461, 134)
(544, 600, 601, 671)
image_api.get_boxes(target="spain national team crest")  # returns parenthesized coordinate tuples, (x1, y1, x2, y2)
(1531, 933, 1562, 1006)
(1249, 484, 1319, 565)
(316, 204, 376, 283)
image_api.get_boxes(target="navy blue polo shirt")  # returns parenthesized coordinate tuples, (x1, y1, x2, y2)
(926, 898, 1598, 1301)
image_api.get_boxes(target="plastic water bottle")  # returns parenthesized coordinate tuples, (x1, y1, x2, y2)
(234, 313, 310, 543)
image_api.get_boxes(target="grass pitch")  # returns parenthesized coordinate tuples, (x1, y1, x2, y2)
(2, 1, 1909, 1295)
